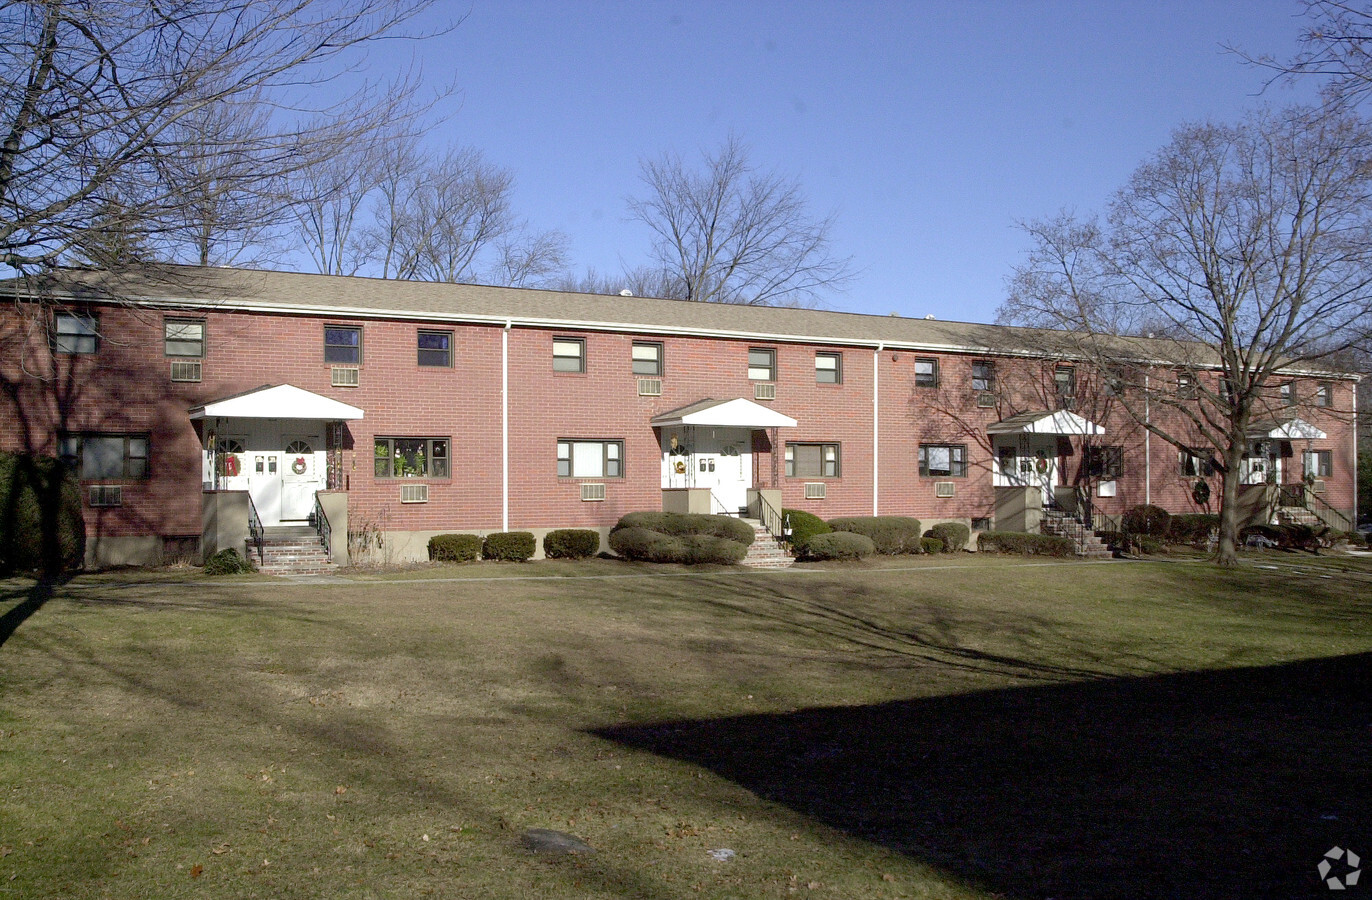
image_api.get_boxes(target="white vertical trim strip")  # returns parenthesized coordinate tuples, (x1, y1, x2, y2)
(1353, 383, 1359, 527)
(502, 319, 511, 532)
(1144, 372, 1152, 506)
(874, 344, 882, 515)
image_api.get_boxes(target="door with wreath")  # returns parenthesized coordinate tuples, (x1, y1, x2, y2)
(279, 433, 325, 521)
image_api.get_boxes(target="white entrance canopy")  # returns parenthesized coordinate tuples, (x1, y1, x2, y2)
(190, 384, 364, 421)
(1248, 418, 1326, 440)
(986, 409, 1104, 436)
(650, 398, 797, 429)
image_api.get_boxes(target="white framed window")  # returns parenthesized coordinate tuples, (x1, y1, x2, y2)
(815, 352, 841, 384)
(553, 337, 585, 373)
(58, 433, 149, 479)
(748, 347, 776, 381)
(558, 440, 623, 478)
(374, 438, 449, 478)
(1303, 449, 1332, 478)
(919, 443, 966, 477)
(164, 318, 204, 357)
(786, 442, 840, 477)
(52, 312, 98, 354)
(632, 341, 663, 376)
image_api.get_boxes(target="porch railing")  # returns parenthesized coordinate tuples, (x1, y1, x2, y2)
(1280, 483, 1354, 532)
(709, 491, 745, 517)
(757, 492, 788, 544)
(246, 492, 264, 565)
(310, 493, 332, 557)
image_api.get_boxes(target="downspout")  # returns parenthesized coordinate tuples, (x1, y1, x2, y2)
(1144, 372, 1151, 506)
(502, 319, 511, 532)
(874, 343, 882, 516)
(1354, 382, 1359, 527)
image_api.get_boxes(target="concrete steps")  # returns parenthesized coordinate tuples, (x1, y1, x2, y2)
(249, 526, 337, 576)
(1041, 515, 1114, 559)
(740, 521, 795, 569)
(1276, 506, 1321, 527)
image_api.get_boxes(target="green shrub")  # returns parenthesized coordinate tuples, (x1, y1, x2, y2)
(826, 516, 922, 554)
(204, 547, 254, 575)
(782, 508, 831, 550)
(1345, 530, 1367, 547)
(1138, 536, 1167, 555)
(543, 528, 600, 559)
(1168, 514, 1219, 547)
(482, 531, 535, 561)
(608, 526, 747, 564)
(1123, 504, 1172, 538)
(925, 521, 970, 553)
(0, 451, 85, 575)
(1095, 530, 1126, 550)
(428, 533, 482, 563)
(611, 512, 754, 545)
(800, 531, 875, 561)
(977, 532, 1075, 557)
(920, 536, 944, 554)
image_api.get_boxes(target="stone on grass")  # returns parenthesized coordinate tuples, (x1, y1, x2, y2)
(520, 828, 595, 856)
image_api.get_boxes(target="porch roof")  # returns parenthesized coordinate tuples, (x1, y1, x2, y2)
(986, 409, 1104, 436)
(649, 398, 797, 429)
(1248, 417, 1326, 440)
(189, 384, 365, 421)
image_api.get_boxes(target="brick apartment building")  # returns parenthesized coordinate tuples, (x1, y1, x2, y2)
(0, 265, 1358, 568)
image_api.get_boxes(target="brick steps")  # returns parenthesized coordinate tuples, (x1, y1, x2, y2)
(249, 532, 337, 576)
(1276, 506, 1321, 527)
(1041, 515, 1114, 559)
(740, 521, 795, 569)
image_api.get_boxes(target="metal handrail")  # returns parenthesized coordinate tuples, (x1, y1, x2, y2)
(246, 492, 264, 565)
(1283, 482, 1354, 532)
(757, 493, 788, 543)
(709, 491, 742, 517)
(1041, 507, 1089, 556)
(311, 493, 332, 557)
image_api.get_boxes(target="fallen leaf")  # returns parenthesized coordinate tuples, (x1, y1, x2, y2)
(335, 786, 347, 795)
(190, 864, 203, 878)
(211, 843, 230, 856)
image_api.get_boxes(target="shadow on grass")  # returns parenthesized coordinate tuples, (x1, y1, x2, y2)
(595, 653, 1371, 900)
(0, 577, 65, 649)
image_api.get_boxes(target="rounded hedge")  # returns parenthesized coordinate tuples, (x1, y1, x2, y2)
(782, 509, 831, 550)
(0, 451, 85, 575)
(800, 531, 875, 561)
(543, 528, 600, 559)
(204, 547, 255, 575)
(977, 531, 1075, 557)
(826, 516, 922, 554)
(920, 536, 944, 554)
(611, 512, 754, 545)
(428, 533, 482, 563)
(1168, 513, 1219, 547)
(483, 531, 536, 561)
(608, 526, 747, 564)
(925, 522, 970, 553)
(1123, 504, 1172, 538)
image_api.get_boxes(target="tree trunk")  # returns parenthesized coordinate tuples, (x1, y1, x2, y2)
(1215, 442, 1247, 567)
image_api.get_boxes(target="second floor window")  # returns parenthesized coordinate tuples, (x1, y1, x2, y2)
(52, 312, 98, 355)
(1055, 366, 1076, 407)
(815, 352, 841, 384)
(632, 342, 663, 376)
(748, 348, 776, 381)
(553, 338, 585, 373)
(164, 319, 204, 357)
(914, 358, 938, 388)
(418, 330, 452, 367)
(971, 361, 994, 392)
(325, 326, 361, 364)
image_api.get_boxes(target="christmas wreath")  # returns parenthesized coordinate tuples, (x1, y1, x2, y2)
(291, 456, 307, 475)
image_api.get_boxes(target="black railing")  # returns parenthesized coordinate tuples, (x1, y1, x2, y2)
(1282, 482, 1354, 532)
(757, 493, 787, 544)
(246, 493, 264, 565)
(310, 494, 332, 558)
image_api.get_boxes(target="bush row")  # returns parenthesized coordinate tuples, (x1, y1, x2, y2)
(607, 513, 753, 565)
(428, 531, 538, 563)
(977, 532, 1076, 557)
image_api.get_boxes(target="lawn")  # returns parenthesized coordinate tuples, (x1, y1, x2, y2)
(1, 553, 1369, 899)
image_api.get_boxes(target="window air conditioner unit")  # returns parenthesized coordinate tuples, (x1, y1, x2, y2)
(89, 485, 122, 507)
(754, 383, 776, 401)
(399, 483, 428, 503)
(935, 481, 956, 498)
(637, 378, 662, 397)
(170, 360, 202, 383)
(331, 366, 360, 387)
(1311, 479, 1327, 493)
(803, 482, 826, 500)
(580, 482, 607, 501)
(976, 392, 996, 408)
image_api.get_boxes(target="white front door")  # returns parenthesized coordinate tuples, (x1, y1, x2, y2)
(216, 421, 326, 526)
(280, 435, 325, 520)
(691, 428, 752, 515)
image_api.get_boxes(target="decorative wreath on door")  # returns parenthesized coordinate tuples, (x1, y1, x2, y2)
(673, 460, 687, 475)
(1035, 456, 1049, 474)
(291, 456, 308, 475)
(222, 454, 240, 477)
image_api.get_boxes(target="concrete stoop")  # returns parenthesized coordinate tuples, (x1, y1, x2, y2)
(250, 526, 337, 576)
(1041, 517, 1114, 560)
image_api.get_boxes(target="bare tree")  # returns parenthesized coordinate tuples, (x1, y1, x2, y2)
(1000, 105, 1372, 565)
(627, 135, 852, 306)
(0, 0, 446, 276)
(290, 137, 380, 276)
(553, 265, 684, 299)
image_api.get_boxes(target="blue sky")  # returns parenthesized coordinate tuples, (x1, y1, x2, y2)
(370, 0, 1321, 323)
